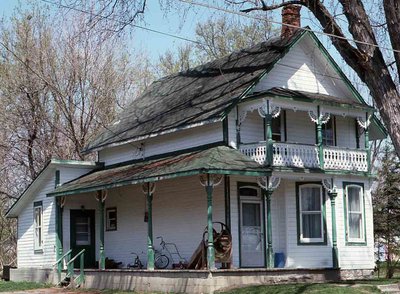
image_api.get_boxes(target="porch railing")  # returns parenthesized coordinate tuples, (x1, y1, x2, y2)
(53, 248, 85, 287)
(239, 141, 368, 172)
(323, 146, 368, 172)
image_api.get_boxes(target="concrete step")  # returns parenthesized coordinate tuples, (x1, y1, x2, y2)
(377, 284, 400, 293)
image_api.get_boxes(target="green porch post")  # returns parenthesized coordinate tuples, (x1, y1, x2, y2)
(365, 113, 371, 173)
(146, 183, 155, 270)
(98, 192, 105, 270)
(206, 174, 215, 270)
(265, 189, 273, 268)
(265, 114, 273, 166)
(328, 191, 339, 268)
(317, 107, 324, 169)
(54, 171, 63, 281)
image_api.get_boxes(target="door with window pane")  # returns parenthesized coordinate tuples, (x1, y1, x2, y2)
(70, 210, 96, 267)
(240, 200, 264, 267)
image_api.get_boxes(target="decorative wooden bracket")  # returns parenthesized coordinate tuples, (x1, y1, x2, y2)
(142, 182, 156, 195)
(257, 176, 281, 191)
(199, 174, 223, 187)
(322, 178, 336, 194)
(308, 110, 330, 124)
(356, 115, 372, 129)
(95, 190, 108, 202)
(60, 196, 66, 208)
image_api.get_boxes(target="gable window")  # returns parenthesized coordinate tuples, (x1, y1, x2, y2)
(297, 183, 326, 244)
(34, 201, 43, 252)
(344, 183, 365, 244)
(322, 117, 336, 146)
(106, 207, 117, 231)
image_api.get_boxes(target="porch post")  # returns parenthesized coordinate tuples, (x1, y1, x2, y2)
(54, 171, 63, 281)
(142, 182, 156, 270)
(364, 112, 371, 173)
(323, 179, 339, 269)
(328, 191, 339, 268)
(265, 113, 273, 167)
(206, 175, 215, 269)
(145, 182, 155, 270)
(257, 176, 280, 269)
(200, 174, 223, 270)
(316, 107, 324, 169)
(265, 189, 273, 268)
(97, 191, 106, 270)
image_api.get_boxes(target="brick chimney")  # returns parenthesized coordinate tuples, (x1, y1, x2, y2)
(281, 5, 301, 39)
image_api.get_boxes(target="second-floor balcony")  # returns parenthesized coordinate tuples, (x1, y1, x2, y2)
(239, 142, 369, 172)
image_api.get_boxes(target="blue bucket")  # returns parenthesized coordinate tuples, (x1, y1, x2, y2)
(274, 252, 285, 268)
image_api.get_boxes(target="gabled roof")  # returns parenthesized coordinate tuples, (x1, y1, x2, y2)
(6, 159, 99, 218)
(83, 29, 307, 154)
(49, 146, 268, 197)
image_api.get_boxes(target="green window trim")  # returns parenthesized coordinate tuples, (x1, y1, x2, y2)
(296, 182, 327, 246)
(343, 182, 367, 246)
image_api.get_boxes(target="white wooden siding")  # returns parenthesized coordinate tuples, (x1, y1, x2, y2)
(254, 35, 351, 100)
(98, 123, 223, 166)
(17, 175, 56, 268)
(285, 110, 316, 145)
(17, 165, 97, 268)
(62, 176, 225, 267)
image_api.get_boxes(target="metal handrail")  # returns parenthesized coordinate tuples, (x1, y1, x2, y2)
(66, 249, 86, 266)
(53, 249, 72, 267)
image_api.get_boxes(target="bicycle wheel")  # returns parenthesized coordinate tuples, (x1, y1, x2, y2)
(155, 254, 169, 269)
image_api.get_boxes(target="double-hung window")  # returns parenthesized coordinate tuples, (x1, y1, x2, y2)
(34, 201, 43, 252)
(344, 183, 365, 244)
(297, 184, 326, 244)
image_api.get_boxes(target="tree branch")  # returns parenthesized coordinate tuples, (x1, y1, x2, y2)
(240, 1, 303, 13)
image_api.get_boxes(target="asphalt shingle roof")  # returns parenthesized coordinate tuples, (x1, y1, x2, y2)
(83, 30, 306, 153)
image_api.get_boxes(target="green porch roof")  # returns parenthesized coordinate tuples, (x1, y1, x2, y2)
(48, 146, 268, 197)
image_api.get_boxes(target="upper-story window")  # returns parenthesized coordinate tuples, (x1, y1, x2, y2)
(271, 113, 285, 142)
(322, 116, 336, 146)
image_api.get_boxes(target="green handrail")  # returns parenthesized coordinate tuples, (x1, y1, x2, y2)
(53, 249, 72, 267)
(66, 249, 85, 287)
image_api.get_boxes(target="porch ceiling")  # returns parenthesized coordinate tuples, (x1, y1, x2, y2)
(47, 146, 268, 197)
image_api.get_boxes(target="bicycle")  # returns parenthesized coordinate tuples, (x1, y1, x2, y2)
(154, 236, 187, 269)
(127, 252, 144, 269)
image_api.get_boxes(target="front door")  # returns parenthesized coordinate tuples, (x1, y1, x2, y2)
(70, 210, 96, 268)
(239, 186, 265, 267)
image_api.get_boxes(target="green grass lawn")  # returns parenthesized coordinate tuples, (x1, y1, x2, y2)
(218, 283, 381, 294)
(0, 280, 50, 292)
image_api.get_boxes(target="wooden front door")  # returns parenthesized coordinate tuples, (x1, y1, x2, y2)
(70, 210, 96, 268)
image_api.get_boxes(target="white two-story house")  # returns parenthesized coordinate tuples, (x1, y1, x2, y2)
(6, 6, 386, 293)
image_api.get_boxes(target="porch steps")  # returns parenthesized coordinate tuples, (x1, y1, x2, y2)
(377, 284, 400, 293)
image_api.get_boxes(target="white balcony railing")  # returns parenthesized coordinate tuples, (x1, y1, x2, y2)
(239, 141, 368, 172)
(323, 146, 368, 172)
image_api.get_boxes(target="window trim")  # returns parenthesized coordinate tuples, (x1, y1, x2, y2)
(33, 201, 43, 253)
(106, 207, 118, 231)
(343, 182, 366, 245)
(296, 182, 327, 245)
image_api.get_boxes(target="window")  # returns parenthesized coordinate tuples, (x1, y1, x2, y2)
(271, 116, 281, 142)
(33, 201, 43, 252)
(75, 216, 91, 245)
(344, 183, 365, 244)
(297, 184, 326, 244)
(322, 117, 335, 146)
(106, 207, 117, 231)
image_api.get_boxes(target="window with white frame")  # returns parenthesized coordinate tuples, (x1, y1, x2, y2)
(297, 184, 325, 244)
(344, 183, 365, 243)
(33, 201, 43, 251)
